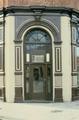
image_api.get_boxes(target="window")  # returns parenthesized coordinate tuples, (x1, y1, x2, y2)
(72, 27, 76, 42)
(76, 26, 79, 44)
(24, 28, 51, 64)
(72, 46, 77, 72)
(24, 29, 51, 44)
(0, 26, 4, 73)
(0, 29, 3, 42)
(0, 46, 3, 71)
(55, 47, 61, 72)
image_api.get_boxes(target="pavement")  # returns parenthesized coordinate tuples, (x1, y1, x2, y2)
(0, 101, 79, 120)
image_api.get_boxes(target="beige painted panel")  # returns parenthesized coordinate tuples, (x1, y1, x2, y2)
(61, 16, 72, 102)
(15, 75, 22, 87)
(55, 76, 62, 88)
(5, 16, 15, 102)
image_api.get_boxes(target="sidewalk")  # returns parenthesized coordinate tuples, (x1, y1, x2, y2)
(0, 101, 79, 120)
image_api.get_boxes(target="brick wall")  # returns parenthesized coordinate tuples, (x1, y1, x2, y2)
(0, 0, 79, 9)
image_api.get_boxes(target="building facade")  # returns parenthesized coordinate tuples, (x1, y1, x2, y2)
(0, 0, 79, 102)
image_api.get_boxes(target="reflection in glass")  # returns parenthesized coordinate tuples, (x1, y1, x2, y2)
(46, 53, 50, 62)
(26, 54, 30, 62)
(47, 65, 51, 93)
(33, 66, 43, 93)
(26, 66, 30, 93)
(26, 66, 30, 78)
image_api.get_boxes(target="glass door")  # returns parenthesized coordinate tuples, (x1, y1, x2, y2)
(31, 64, 45, 99)
(24, 64, 52, 100)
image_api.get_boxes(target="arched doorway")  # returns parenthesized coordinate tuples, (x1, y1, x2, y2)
(24, 28, 52, 100)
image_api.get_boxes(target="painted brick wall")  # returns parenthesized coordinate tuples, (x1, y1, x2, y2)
(1, 0, 79, 10)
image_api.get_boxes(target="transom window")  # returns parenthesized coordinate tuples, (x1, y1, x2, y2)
(24, 29, 51, 44)
(24, 28, 51, 63)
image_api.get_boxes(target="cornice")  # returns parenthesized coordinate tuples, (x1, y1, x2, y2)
(0, 6, 79, 17)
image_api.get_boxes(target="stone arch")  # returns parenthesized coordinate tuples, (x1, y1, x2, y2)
(17, 20, 59, 42)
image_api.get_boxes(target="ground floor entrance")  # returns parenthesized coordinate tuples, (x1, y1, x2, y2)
(24, 64, 52, 100)
(24, 28, 52, 101)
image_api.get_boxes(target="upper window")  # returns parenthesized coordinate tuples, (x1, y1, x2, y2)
(0, 46, 3, 71)
(24, 29, 51, 44)
(0, 28, 3, 42)
(72, 27, 76, 42)
(72, 26, 79, 44)
(76, 26, 79, 44)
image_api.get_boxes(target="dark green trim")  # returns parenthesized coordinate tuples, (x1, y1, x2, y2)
(54, 73, 62, 76)
(54, 41, 62, 44)
(0, 6, 77, 17)
(0, 72, 5, 76)
(54, 88, 63, 102)
(14, 40, 22, 43)
(72, 87, 79, 101)
(14, 71, 22, 75)
(71, 72, 77, 76)
(15, 87, 23, 102)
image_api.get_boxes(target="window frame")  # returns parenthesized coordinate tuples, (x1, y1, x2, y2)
(0, 45, 3, 72)
(72, 26, 76, 43)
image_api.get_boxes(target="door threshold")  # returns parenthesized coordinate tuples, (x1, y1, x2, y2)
(23, 100, 53, 103)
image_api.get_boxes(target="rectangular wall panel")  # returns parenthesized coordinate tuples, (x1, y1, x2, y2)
(15, 46, 22, 71)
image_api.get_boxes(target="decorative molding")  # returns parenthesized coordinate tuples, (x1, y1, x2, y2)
(14, 40, 22, 43)
(71, 46, 77, 72)
(71, 42, 77, 46)
(54, 73, 62, 76)
(55, 47, 62, 72)
(71, 72, 77, 76)
(3, 6, 79, 17)
(15, 46, 22, 71)
(14, 71, 22, 75)
(0, 72, 5, 76)
(54, 41, 62, 44)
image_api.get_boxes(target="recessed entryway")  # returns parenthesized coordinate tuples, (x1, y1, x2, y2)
(24, 28, 52, 100)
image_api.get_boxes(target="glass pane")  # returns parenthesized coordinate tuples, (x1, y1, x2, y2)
(0, 46, 3, 70)
(46, 53, 50, 62)
(0, 29, 3, 42)
(47, 65, 51, 93)
(33, 66, 43, 93)
(32, 55, 44, 63)
(25, 66, 30, 93)
(26, 54, 30, 62)
(72, 27, 76, 42)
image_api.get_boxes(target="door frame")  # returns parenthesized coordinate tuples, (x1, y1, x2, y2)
(24, 64, 52, 100)
(22, 25, 54, 101)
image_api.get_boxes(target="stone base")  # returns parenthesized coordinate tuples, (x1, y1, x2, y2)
(72, 87, 79, 101)
(54, 88, 63, 102)
(15, 87, 23, 102)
